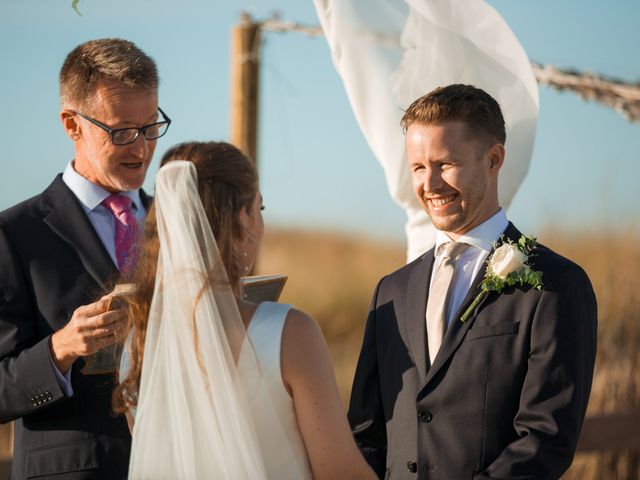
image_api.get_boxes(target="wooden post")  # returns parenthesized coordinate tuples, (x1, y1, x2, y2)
(230, 14, 262, 275)
(230, 13, 261, 164)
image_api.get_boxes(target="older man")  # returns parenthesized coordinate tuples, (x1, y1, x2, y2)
(349, 84, 597, 479)
(0, 38, 170, 479)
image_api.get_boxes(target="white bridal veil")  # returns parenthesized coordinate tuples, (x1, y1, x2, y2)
(129, 161, 294, 479)
(314, 0, 539, 260)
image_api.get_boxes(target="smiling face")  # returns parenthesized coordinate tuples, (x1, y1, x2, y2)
(62, 79, 159, 192)
(407, 121, 504, 239)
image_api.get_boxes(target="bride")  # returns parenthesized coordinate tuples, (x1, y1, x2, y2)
(113, 141, 375, 479)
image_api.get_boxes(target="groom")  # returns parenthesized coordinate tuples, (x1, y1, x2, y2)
(348, 84, 597, 479)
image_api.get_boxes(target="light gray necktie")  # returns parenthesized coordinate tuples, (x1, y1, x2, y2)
(426, 242, 469, 365)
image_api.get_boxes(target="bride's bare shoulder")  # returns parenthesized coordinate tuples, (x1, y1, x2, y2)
(282, 307, 325, 347)
(280, 308, 332, 383)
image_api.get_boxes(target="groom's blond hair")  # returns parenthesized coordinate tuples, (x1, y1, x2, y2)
(401, 84, 506, 147)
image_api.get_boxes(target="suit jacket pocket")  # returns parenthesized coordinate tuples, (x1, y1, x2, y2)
(25, 439, 99, 478)
(466, 322, 519, 341)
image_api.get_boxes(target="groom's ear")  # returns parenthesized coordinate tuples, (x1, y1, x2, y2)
(487, 143, 505, 172)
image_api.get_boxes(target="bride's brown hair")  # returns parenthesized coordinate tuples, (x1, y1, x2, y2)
(113, 141, 258, 414)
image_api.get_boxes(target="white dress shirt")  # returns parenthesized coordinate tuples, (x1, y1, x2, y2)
(51, 161, 146, 395)
(430, 209, 509, 327)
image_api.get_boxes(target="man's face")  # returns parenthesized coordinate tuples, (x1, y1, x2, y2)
(66, 79, 159, 192)
(407, 121, 503, 238)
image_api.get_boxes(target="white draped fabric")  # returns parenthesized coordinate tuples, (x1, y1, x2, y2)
(313, 0, 539, 261)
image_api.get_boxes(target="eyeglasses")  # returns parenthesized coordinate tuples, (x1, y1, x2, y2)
(73, 107, 172, 146)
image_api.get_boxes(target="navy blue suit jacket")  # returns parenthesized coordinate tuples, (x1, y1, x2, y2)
(348, 223, 597, 480)
(0, 175, 149, 479)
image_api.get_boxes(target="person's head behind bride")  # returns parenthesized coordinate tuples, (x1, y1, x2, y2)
(114, 141, 376, 480)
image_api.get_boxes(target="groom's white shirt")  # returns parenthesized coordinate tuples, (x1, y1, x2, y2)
(431, 208, 508, 327)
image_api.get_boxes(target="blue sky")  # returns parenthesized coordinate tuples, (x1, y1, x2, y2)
(1, 0, 638, 242)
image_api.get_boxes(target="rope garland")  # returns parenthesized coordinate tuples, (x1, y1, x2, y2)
(532, 63, 640, 123)
(256, 15, 640, 124)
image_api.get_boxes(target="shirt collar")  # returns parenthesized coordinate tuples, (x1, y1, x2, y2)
(62, 161, 143, 212)
(434, 208, 509, 256)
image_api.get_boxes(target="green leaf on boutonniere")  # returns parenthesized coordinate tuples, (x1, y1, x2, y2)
(459, 235, 544, 323)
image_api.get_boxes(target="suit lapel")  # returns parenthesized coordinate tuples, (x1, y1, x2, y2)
(422, 222, 523, 387)
(41, 175, 118, 291)
(139, 188, 153, 210)
(405, 251, 435, 383)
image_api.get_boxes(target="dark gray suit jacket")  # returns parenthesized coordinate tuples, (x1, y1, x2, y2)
(0, 175, 149, 479)
(348, 223, 597, 480)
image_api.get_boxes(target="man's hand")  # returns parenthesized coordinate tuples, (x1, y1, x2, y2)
(50, 296, 128, 373)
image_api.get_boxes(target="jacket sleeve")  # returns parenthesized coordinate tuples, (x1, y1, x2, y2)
(0, 224, 67, 423)
(475, 264, 598, 480)
(348, 278, 388, 479)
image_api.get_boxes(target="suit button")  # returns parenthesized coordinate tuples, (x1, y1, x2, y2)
(418, 410, 433, 423)
(406, 461, 417, 473)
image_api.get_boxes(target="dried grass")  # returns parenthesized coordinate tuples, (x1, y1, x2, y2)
(257, 228, 406, 400)
(538, 228, 640, 479)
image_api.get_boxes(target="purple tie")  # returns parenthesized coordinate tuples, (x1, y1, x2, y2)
(101, 194, 139, 273)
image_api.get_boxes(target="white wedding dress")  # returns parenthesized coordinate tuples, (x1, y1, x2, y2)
(238, 301, 313, 479)
(120, 300, 313, 479)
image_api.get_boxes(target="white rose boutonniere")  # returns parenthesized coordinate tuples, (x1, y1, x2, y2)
(460, 235, 544, 323)
(489, 243, 528, 278)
